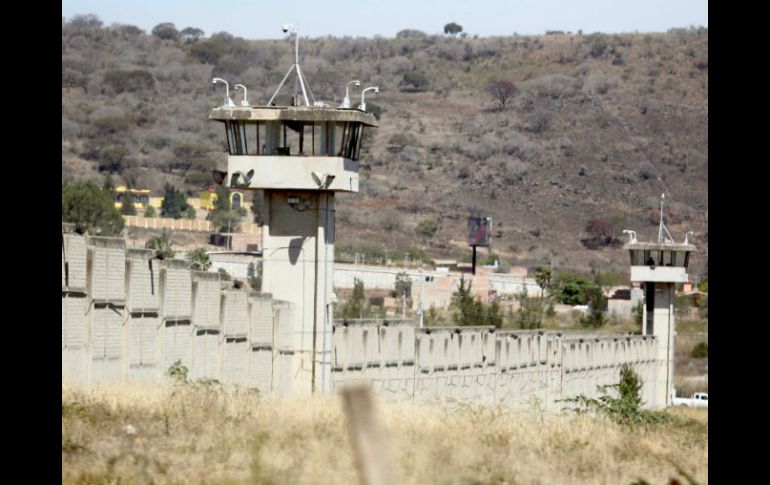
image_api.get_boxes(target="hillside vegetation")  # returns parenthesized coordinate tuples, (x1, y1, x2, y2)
(62, 16, 708, 275)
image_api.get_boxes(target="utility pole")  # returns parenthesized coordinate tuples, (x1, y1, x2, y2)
(418, 268, 425, 328)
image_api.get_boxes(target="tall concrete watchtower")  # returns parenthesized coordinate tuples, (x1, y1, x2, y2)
(208, 24, 378, 394)
(623, 194, 696, 408)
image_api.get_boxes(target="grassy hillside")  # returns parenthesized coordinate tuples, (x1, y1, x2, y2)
(62, 16, 708, 275)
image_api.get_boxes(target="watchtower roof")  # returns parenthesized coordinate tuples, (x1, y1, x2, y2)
(623, 241, 697, 252)
(209, 106, 378, 127)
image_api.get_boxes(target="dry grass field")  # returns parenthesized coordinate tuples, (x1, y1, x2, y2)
(62, 383, 707, 485)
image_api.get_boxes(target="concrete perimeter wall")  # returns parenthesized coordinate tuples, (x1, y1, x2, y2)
(62, 232, 290, 392)
(331, 323, 659, 409)
(62, 232, 661, 408)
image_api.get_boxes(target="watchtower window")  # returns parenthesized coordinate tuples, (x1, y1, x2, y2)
(224, 120, 365, 160)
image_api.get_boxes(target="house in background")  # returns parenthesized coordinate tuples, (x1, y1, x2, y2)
(114, 186, 160, 210)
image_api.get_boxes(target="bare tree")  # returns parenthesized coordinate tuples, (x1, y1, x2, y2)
(487, 79, 518, 111)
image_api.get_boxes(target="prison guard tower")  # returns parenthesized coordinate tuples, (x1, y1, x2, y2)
(623, 194, 696, 408)
(208, 24, 378, 394)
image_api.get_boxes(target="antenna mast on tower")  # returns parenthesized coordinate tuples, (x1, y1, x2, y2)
(657, 193, 675, 243)
(267, 23, 315, 107)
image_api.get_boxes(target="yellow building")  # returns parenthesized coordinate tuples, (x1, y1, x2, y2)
(114, 186, 161, 210)
(199, 188, 245, 211)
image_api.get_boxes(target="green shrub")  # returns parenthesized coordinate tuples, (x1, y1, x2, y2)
(415, 219, 439, 238)
(560, 364, 672, 426)
(691, 342, 708, 358)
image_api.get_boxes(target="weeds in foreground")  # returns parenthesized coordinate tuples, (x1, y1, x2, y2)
(559, 364, 672, 426)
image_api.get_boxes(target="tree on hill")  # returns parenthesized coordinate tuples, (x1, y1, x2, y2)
(583, 216, 625, 249)
(487, 79, 518, 110)
(62, 182, 124, 236)
(152, 22, 179, 41)
(160, 183, 190, 219)
(400, 70, 430, 92)
(396, 29, 427, 39)
(180, 27, 204, 43)
(444, 22, 463, 36)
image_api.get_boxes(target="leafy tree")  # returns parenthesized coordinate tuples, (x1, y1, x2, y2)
(62, 182, 124, 236)
(396, 29, 427, 39)
(581, 286, 607, 328)
(444, 22, 463, 36)
(560, 365, 670, 426)
(452, 275, 482, 326)
(180, 27, 204, 43)
(152, 22, 179, 41)
(534, 266, 552, 299)
(188, 247, 211, 271)
(415, 219, 439, 238)
(394, 272, 412, 299)
(484, 300, 503, 328)
(424, 304, 442, 326)
(120, 194, 137, 215)
(144, 206, 156, 218)
(697, 277, 708, 293)
(161, 183, 190, 219)
(145, 231, 174, 258)
(247, 262, 262, 291)
(691, 342, 708, 358)
(102, 174, 115, 192)
(516, 289, 543, 329)
(217, 268, 232, 281)
(102, 69, 155, 94)
(400, 70, 430, 91)
(583, 217, 625, 249)
(341, 278, 366, 319)
(185, 206, 197, 220)
(551, 273, 597, 305)
(487, 79, 518, 110)
(208, 185, 241, 232)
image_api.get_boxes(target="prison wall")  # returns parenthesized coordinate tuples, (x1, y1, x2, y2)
(61, 232, 294, 391)
(330, 322, 661, 409)
(61, 232, 663, 408)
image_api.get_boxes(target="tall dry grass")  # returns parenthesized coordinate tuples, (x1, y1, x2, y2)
(62, 382, 707, 485)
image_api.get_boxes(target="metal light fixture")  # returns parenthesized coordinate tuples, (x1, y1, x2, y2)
(234, 84, 250, 107)
(358, 86, 379, 112)
(212, 78, 235, 107)
(212, 170, 227, 185)
(339, 80, 361, 108)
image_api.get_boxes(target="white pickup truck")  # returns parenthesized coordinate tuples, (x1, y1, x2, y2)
(671, 392, 708, 408)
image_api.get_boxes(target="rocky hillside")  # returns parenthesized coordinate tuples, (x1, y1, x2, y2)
(62, 16, 708, 276)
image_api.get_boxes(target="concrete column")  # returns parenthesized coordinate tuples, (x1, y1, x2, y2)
(262, 190, 335, 394)
(643, 282, 675, 407)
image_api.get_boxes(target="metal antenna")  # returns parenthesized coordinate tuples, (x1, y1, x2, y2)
(267, 23, 314, 107)
(657, 193, 675, 243)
